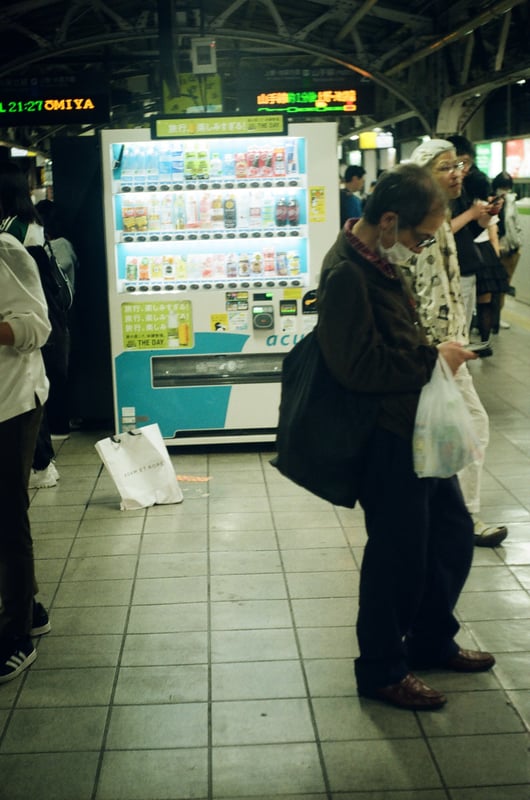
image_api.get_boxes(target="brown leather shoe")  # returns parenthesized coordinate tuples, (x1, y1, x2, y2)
(362, 673, 447, 711)
(444, 648, 495, 672)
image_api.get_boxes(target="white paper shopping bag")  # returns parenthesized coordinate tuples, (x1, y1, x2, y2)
(95, 423, 183, 510)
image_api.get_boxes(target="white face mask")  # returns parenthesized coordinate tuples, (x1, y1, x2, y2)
(377, 239, 415, 265)
(376, 221, 415, 265)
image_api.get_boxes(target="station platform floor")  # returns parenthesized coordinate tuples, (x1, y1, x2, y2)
(1, 297, 529, 800)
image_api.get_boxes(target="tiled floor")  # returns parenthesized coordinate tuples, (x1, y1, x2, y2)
(1, 298, 529, 800)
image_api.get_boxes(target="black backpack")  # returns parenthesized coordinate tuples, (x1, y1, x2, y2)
(26, 240, 73, 335)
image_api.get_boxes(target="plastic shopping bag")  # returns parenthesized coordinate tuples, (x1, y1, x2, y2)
(413, 357, 483, 478)
(95, 423, 183, 510)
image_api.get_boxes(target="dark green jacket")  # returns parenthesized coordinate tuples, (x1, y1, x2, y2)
(317, 229, 438, 441)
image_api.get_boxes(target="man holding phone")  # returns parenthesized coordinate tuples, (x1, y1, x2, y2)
(405, 139, 508, 548)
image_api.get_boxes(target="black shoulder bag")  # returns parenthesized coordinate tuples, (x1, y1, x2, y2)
(271, 328, 380, 508)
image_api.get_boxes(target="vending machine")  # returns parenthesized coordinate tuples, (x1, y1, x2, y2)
(100, 118, 339, 443)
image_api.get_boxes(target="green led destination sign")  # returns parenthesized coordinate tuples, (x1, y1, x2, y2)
(256, 88, 373, 115)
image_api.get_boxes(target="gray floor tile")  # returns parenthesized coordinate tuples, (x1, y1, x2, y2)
(0, 752, 99, 800)
(1, 706, 107, 752)
(127, 602, 207, 633)
(96, 748, 208, 800)
(33, 634, 123, 669)
(209, 529, 279, 551)
(282, 547, 356, 573)
(53, 578, 133, 607)
(106, 703, 208, 749)
(209, 550, 282, 575)
(114, 664, 208, 704)
(297, 626, 358, 659)
(491, 651, 530, 689)
(69, 534, 141, 557)
(121, 631, 208, 666)
(132, 576, 207, 604)
(211, 599, 292, 630)
(210, 573, 288, 601)
(17, 667, 116, 707)
(136, 552, 207, 579)
(291, 597, 356, 627)
(62, 555, 138, 581)
(313, 696, 422, 740)
(456, 589, 530, 620)
(140, 531, 207, 553)
(419, 690, 525, 736)
(322, 739, 442, 793)
(211, 660, 306, 700)
(449, 788, 530, 800)
(212, 698, 315, 745)
(429, 733, 529, 786)
(212, 743, 326, 796)
(285, 570, 359, 599)
(211, 628, 298, 662)
(304, 658, 357, 698)
(47, 605, 129, 635)
(276, 528, 349, 549)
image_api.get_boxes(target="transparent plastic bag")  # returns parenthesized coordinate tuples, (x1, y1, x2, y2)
(413, 357, 483, 478)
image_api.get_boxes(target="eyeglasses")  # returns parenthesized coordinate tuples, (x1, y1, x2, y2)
(434, 161, 465, 174)
(415, 234, 437, 249)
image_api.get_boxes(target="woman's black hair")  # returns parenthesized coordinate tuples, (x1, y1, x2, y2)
(446, 135, 476, 159)
(0, 161, 40, 224)
(363, 163, 446, 229)
(35, 199, 63, 239)
(492, 171, 514, 193)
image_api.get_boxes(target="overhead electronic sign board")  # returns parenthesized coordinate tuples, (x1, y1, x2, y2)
(0, 76, 110, 126)
(239, 67, 375, 116)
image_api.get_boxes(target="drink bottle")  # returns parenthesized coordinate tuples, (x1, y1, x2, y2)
(158, 146, 172, 189)
(185, 194, 199, 228)
(209, 152, 223, 178)
(199, 192, 211, 228)
(160, 194, 173, 230)
(223, 153, 235, 178)
(174, 195, 186, 229)
(171, 143, 184, 185)
(262, 195, 274, 228)
(120, 145, 136, 190)
(183, 145, 197, 180)
(285, 139, 297, 175)
(275, 196, 288, 226)
(223, 194, 237, 228)
(133, 147, 147, 190)
(273, 146, 286, 177)
(211, 194, 224, 228)
(249, 191, 262, 228)
(147, 196, 161, 231)
(145, 147, 159, 191)
(196, 148, 210, 179)
(237, 192, 250, 228)
(287, 196, 300, 226)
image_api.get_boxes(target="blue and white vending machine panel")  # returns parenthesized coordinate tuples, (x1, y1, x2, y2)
(100, 121, 339, 443)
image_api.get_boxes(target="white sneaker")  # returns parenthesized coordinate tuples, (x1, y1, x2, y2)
(499, 320, 510, 330)
(28, 462, 60, 489)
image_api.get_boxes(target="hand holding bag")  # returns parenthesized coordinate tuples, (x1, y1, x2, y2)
(95, 423, 183, 510)
(413, 356, 483, 478)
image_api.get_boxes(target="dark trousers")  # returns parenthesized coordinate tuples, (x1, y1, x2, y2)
(0, 405, 42, 639)
(42, 332, 70, 436)
(32, 404, 55, 471)
(354, 427, 474, 693)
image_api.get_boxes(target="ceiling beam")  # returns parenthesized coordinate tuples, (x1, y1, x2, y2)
(385, 0, 526, 77)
